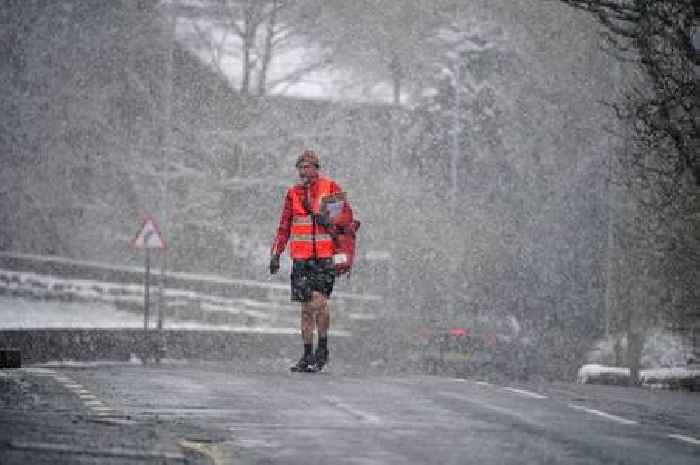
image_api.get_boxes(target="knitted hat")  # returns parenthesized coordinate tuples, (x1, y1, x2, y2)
(296, 149, 320, 168)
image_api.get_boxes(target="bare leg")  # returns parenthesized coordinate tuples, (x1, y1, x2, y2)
(301, 301, 315, 345)
(312, 291, 330, 338)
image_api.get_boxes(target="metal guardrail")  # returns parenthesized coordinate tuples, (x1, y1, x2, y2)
(0, 251, 382, 302)
(0, 252, 381, 334)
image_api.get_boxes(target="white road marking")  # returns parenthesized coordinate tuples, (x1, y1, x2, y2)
(52, 376, 117, 414)
(9, 440, 183, 460)
(17, 368, 126, 421)
(503, 387, 548, 399)
(85, 400, 105, 406)
(668, 434, 700, 446)
(21, 368, 54, 375)
(475, 381, 492, 387)
(323, 396, 381, 424)
(568, 404, 638, 425)
(92, 406, 116, 412)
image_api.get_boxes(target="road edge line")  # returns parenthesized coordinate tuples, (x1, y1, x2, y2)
(667, 434, 700, 446)
(502, 387, 548, 399)
(567, 404, 638, 425)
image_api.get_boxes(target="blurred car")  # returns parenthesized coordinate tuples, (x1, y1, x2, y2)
(416, 325, 515, 378)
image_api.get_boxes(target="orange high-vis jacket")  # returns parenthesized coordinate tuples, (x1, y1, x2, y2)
(271, 176, 341, 260)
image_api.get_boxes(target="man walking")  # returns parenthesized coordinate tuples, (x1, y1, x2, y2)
(269, 149, 347, 372)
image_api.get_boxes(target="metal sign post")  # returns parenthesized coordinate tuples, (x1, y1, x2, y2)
(130, 216, 168, 362)
(157, 250, 167, 331)
(144, 246, 151, 331)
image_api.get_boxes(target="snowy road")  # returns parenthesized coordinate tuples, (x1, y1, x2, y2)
(12, 363, 699, 465)
(1, 288, 699, 463)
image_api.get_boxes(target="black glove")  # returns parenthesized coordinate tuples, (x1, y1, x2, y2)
(314, 213, 331, 229)
(269, 254, 280, 274)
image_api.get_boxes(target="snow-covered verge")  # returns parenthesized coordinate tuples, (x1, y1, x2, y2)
(0, 257, 376, 332)
(585, 329, 696, 368)
(578, 329, 699, 390)
(577, 364, 700, 391)
(0, 269, 357, 335)
(0, 268, 297, 328)
(0, 295, 308, 334)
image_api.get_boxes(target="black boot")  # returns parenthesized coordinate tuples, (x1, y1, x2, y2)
(291, 344, 316, 372)
(314, 336, 329, 371)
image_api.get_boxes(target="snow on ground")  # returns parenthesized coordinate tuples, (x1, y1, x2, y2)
(0, 267, 296, 315)
(0, 295, 148, 329)
(0, 295, 312, 334)
(578, 363, 700, 388)
(0, 251, 380, 300)
(577, 364, 630, 384)
(0, 268, 357, 335)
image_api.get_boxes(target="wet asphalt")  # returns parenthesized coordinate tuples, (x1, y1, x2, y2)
(2, 360, 699, 465)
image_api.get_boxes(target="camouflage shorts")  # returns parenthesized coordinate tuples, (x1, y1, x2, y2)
(290, 259, 335, 302)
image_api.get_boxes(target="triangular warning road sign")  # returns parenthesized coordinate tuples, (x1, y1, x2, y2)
(130, 217, 167, 250)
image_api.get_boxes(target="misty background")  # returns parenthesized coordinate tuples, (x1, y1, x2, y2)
(1, 0, 697, 380)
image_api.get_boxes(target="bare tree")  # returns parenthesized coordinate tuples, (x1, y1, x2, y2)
(297, 0, 468, 105)
(553, 0, 699, 380)
(554, 0, 699, 188)
(179, 0, 318, 96)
